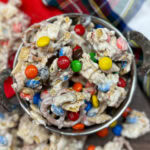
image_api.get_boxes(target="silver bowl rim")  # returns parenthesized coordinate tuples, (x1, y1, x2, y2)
(13, 13, 137, 136)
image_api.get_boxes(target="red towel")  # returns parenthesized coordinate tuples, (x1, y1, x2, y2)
(0, 0, 62, 98)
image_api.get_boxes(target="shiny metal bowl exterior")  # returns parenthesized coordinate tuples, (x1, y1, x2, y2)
(13, 13, 137, 136)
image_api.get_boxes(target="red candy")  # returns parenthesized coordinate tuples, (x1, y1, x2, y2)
(117, 77, 126, 88)
(74, 24, 85, 36)
(87, 145, 96, 150)
(96, 128, 109, 137)
(73, 45, 81, 52)
(117, 37, 128, 50)
(4, 77, 15, 98)
(73, 82, 83, 92)
(57, 56, 70, 69)
(122, 107, 132, 118)
(25, 65, 38, 79)
(72, 123, 85, 130)
(68, 111, 79, 121)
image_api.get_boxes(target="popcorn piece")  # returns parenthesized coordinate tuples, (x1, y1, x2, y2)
(122, 110, 150, 138)
(49, 133, 87, 150)
(17, 115, 49, 144)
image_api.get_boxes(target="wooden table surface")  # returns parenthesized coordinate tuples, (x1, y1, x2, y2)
(85, 85, 150, 150)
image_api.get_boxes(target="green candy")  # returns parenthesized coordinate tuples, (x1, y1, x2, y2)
(71, 60, 82, 72)
(89, 52, 98, 63)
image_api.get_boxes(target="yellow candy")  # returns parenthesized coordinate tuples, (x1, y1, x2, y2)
(92, 95, 99, 108)
(98, 57, 112, 71)
(37, 36, 50, 47)
(109, 120, 117, 128)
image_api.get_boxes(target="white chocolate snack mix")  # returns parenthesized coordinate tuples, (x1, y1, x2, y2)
(122, 109, 150, 138)
(0, 0, 30, 72)
(94, 137, 133, 150)
(12, 15, 133, 129)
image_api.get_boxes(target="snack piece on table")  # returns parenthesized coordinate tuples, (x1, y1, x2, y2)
(49, 133, 87, 150)
(122, 109, 150, 138)
(12, 15, 133, 129)
(17, 115, 49, 144)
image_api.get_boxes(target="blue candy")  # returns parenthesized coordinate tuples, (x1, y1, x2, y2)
(85, 101, 92, 112)
(51, 105, 64, 116)
(98, 83, 110, 92)
(0, 113, 5, 119)
(39, 67, 49, 80)
(59, 48, 64, 57)
(63, 75, 69, 81)
(121, 61, 127, 69)
(95, 24, 104, 29)
(26, 79, 40, 88)
(126, 117, 137, 124)
(0, 136, 8, 145)
(33, 93, 42, 106)
(87, 108, 98, 117)
(112, 124, 123, 136)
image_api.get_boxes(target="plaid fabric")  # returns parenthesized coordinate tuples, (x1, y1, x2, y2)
(43, 0, 145, 32)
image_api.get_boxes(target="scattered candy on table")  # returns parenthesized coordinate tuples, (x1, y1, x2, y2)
(74, 24, 85, 36)
(87, 145, 96, 150)
(96, 128, 109, 137)
(57, 56, 70, 69)
(112, 124, 123, 136)
(98, 57, 112, 71)
(37, 36, 50, 47)
(122, 107, 132, 118)
(25, 65, 38, 79)
(109, 120, 117, 128)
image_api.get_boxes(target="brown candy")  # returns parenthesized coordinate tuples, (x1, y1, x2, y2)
(73, 48, 83, 60)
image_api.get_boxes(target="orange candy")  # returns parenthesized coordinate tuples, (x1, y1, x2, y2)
(25, 65, 38, 79)
(96, 128, 109, 137)
(73, 82, 83, 92)
(72, 123, 85, 130)
(122, 107, 132, 118)
(87, 145, 96, 150)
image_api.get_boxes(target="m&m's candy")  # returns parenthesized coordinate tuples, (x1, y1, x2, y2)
(122, 107, 132, 118)
(37, 36, 50, 47)
(68, 111, 79, 121)
(51, 105, 64, 116)
(89, 52, 98, 63)
(25, 65, 38, 79)
(72, 123, 85, 130)
(96, 128, 109, 137)
(87, 145, 96, 150)
(74, 24, 85, 36)
(71, 60, 82, 72)
(92, 95, 99, 108)
(98, 57, 112, 71)
(117, 77, 126, 88)
(85, 101, 92, 112)
(73, 82, 83, 92)
(57, 56, 70, 70)
(112, 124, 123, 136)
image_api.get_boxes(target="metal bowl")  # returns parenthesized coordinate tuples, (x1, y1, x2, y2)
(13, 13, 137, 136)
